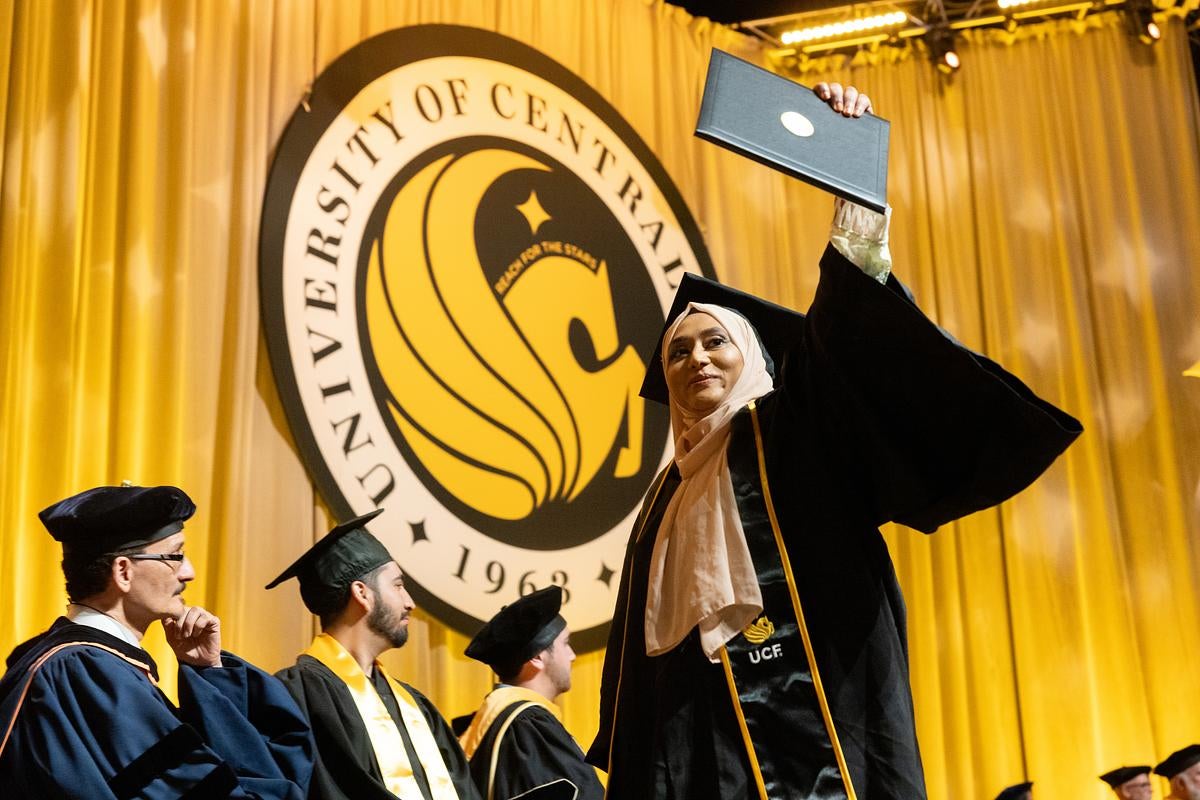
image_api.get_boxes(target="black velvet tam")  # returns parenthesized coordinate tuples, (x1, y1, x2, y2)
(994, 782, 1033, 800)
(465, 585, 565, 673)
(39, 484, 196, 555)
(1100, 765, 1151, 788)
(1155, 745, 1200, 779)
(265, 509, 393, 614)
(639, 272, 800, 405)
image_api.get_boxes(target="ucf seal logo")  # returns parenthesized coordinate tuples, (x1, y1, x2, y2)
(260, 25, 714, 649)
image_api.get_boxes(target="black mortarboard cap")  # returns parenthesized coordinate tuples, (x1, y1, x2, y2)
(465, 585, 566, 674)
(995, 782, 1033, 800)
(39, 484, 196, 555)
(1155, 745, 1200, 779)
(507, 778, 578, 800)
(639, 272, 803, 405)
(264, 509, 393, 614)
(1100, 766, 1151, 788)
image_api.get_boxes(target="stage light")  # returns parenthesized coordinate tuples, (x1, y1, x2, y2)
(1127, 0, 1162, 44)
(780, 11, 908, 45)
(927, 28, 961, 73)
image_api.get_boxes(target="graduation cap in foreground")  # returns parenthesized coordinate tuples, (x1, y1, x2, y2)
(640, 272, 804, 405)
(508, 778, 578, 800)
(1155, 744, 1200, 780)
(994, 782, 1033, 800)
(1100, 766, 1151, 789)
(265, 509, 393, 614)
(40, 484, 196, 556)
(465, 585, 566, 676)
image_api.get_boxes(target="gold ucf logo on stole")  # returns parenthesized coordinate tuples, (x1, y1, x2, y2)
(744, 616, 783, 663)
(743, 616, 775, 644)
(259, 25, 715, 650)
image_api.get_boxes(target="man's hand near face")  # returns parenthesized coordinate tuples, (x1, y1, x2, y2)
(164, 605, 222, 667)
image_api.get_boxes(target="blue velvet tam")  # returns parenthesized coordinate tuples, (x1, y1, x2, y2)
(1155, 745, 1200, 780)
(39, 484, 196, 556)
(465, 585, 565, 674)
(265, 509, 393, 614)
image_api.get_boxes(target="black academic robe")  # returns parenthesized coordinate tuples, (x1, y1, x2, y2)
(276, 654, 481, 800)
(465, 697, 604, 800)
(586, 246, 1082, 800)
(0, 617, 314, 799)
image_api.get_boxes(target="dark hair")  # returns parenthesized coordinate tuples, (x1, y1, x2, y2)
(61, 545, 144, 603)
(494, 662, 524, 684)
(315, 563, 389, 630)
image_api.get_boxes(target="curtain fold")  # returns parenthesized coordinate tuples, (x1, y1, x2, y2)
(2, 3, 1197, 798)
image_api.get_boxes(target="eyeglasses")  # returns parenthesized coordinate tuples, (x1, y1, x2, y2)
(127, 553, 186, 566)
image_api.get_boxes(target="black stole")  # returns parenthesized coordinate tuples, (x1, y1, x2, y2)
(719, 401, 857, 800)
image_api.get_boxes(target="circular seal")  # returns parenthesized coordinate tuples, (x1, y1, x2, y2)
(260, 25, 714, 650)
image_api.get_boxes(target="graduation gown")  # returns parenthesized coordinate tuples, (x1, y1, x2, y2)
(276, 654, 480, 800)
(0, 617, 314, 799)
(459, 687, 603, 800)
(586, 246, 1082, 800)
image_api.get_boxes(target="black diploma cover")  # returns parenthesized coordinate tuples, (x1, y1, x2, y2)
(695, 48, 889, 212)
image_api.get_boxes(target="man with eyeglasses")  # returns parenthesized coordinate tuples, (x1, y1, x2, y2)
(0, 483, 315, 798)
(1101, 766, 1154, 800)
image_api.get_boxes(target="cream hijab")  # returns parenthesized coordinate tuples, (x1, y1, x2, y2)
(644, 302, 775, 661)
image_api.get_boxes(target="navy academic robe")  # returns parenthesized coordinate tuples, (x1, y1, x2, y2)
(0, 618, 314, 799)
(587, 246, 1082, 799)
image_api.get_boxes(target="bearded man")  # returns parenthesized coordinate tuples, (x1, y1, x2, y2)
(269, 510, 480, 800)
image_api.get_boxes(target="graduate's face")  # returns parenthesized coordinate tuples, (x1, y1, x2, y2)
(664, 312, 745, 416)
(365, 562, 414, 649)
(124, 532, 194, 623)
(1116, 774, 1152, 800)
(1172, 763, 1200, 800)
(538, 627, 576, 698)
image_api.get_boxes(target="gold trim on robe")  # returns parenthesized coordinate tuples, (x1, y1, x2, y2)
(303, 633, 462, 799)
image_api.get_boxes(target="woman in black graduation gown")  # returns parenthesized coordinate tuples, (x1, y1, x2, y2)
(586, 86, 1082, 800)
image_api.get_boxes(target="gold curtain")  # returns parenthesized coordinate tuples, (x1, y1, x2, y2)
(2, 2, 1198, 799)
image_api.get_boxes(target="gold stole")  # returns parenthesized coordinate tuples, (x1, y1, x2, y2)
(303, 634, 462, 799)
(458, 686, 564, 800)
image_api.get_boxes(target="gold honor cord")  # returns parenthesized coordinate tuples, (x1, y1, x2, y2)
(458, 685, 562, 760)
(605, 467, 673, 793)
(748, 402, 858, 800)
(718, 647, 770, 800)
(485, 701, 540, 800)
(303, 634, 462, 800)
(600, 465, 676, 796)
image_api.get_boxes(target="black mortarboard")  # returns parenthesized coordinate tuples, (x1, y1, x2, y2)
(264, 509, 393, 614)
(1155, 744, 1200, 779)
(508, 778, 578, 800)
(995, 782, 1033, 800)
(639, 272, 803, 405)
(465, 586, 566, 675)
(39, 484, 196, 555)
(1100, 766, 1151, 788)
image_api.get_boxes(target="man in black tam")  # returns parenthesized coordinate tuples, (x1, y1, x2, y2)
(1100, 765, 1154, 799)
(268, 510, 480, 800)
(995, 783, 1034, 800)
(0, 483, 314, 797)
(459, 586, 603, 800)
(1155, 745, 1200, 800)
(587, 82, 1082, 800)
